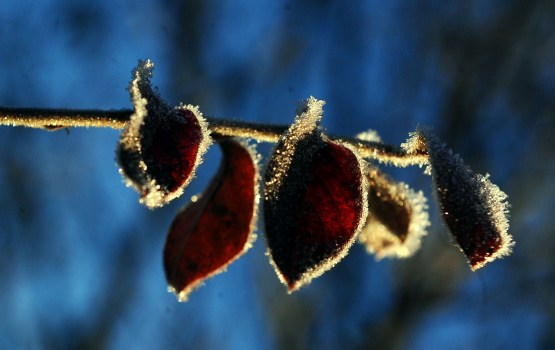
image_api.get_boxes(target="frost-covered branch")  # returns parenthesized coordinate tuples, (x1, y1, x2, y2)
(0, 59, 513, 297)
(0, 106, 427, 166)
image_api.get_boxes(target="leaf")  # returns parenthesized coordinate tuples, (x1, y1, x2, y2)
(264, 97, 367, 292)
(405, 129, 514, 270)
(117, 59, 211, 208)
(163, 139, 258, 301)
(358, 166, 430, 259)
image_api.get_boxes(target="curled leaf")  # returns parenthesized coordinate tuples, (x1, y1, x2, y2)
(359, 166, 430, 259)
(163, 139, 258, 301)
(117, 59, 211, 208)
(405, 129, 514, 270)
(264, 97, 367, 292)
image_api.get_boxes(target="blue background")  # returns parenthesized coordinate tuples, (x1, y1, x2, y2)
(1, 1, 554, 349)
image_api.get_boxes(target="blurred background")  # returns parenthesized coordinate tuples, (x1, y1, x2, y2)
(0, 0, 554, 349)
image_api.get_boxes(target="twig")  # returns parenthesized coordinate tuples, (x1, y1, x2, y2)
(0, 106, 427, 166)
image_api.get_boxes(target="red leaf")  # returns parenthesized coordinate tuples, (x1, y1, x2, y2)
(163, 139, 258, 301)
(117, 60, 211, 208)
(264, 97, 367, 292)
(406, 129, 513, 270)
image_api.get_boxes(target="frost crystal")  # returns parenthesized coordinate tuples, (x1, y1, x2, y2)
(355, 129, 382, 143)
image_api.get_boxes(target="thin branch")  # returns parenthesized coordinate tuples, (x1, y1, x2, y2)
(0, 106, 427, 166)
(0, 107, 130, 129)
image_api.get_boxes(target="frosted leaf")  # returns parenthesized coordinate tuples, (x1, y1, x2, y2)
(419, 129, 513, 270)
(359, 166, 430, 259)
(263, 97, 367, 292)
(117, 59, 211, 208)
(164, 139, 259, 301)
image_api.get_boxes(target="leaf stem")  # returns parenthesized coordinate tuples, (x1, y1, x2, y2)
(0, 106, 427, 166)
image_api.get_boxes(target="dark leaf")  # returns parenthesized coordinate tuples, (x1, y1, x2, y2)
(405, 129, 513, 270)
(117, 60, 211, 208)
(264, 97, 367, 292)
(164, 139, 258, 301)
(359, 166, 430, 259)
